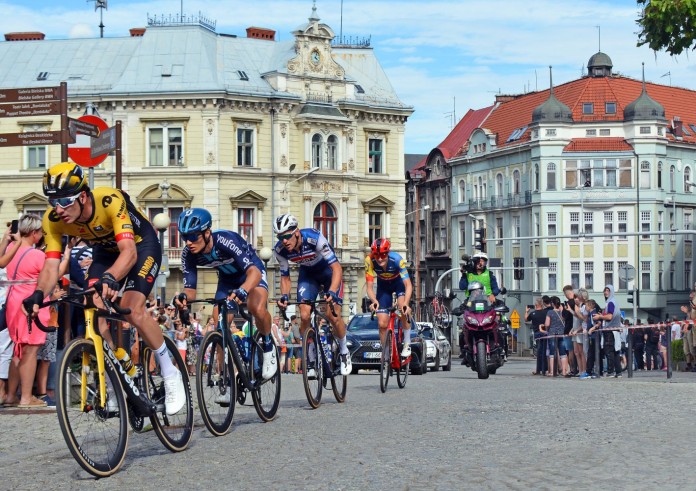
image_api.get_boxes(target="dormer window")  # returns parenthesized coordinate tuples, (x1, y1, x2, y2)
(605, 102, 616, 114)
(583, 103, 594, 115)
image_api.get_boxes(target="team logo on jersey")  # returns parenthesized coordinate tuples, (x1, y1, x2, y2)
(138, 256, 156, 278)
(122, 224, 133, 230)
(48, 210, 61, 222)
(307, 237, 317, 245)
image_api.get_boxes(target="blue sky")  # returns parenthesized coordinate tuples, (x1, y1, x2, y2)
(1, 0, 693, 154)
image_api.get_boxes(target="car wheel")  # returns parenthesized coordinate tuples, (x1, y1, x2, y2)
(442, 349, 452, 371)
(430, 350, 440, 372)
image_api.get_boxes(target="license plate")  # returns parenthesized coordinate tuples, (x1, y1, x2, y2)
(364, 352, 381, 359)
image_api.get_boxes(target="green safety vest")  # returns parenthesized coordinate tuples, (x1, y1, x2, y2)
(466, 270, 493, 296)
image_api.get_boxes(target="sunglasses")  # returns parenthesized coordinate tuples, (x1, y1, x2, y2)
(182, 232, 202, 242)
(277, 231, 295, 241)
(49, 193, 81, 209)
(374, 252, 389, 260)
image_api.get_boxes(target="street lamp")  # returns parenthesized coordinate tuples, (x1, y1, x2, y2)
(282, 166, 319, 197)
(153, 212, 171, 304)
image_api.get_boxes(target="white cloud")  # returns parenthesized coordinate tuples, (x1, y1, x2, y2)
(68, 24, 94, 39)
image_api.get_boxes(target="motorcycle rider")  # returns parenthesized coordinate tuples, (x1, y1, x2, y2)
(459, 252, 500, 303)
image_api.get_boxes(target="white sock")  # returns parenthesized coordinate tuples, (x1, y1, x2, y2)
(338, 336, 349, 354)
(155, 342, 177, 378)
(403, 329, 411, 344)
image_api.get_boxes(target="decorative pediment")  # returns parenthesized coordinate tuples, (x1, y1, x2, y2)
(229, 190, 267, 211)
(136, 182, 192, 208)
(361, 195, 395, 213)
(14, 192, 46, 212)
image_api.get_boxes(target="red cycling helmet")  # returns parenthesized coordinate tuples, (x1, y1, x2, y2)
(371, 238, 391, 257)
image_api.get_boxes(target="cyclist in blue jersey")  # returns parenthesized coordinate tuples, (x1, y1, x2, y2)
(177, 208, 277, 380)
(273, 214, 352, 377)
(365, 238, 414, 357)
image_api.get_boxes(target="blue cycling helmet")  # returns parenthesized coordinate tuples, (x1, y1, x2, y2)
(177, 208, 212, 235)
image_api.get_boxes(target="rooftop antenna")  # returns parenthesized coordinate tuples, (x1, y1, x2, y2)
(87, 0, 107, 38)
(595, 25, 601, 52)
(340, 0, 343, 43)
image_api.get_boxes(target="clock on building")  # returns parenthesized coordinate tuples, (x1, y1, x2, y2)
(310, 49, 321, 66)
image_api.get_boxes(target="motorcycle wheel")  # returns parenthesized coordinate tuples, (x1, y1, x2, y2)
(476, 340, 489, 379)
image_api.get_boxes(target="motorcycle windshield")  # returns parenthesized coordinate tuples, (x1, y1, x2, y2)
(466, 299, 492, 312)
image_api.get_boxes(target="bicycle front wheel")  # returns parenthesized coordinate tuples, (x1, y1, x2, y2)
(330, 337, 347, 403)
(143, 336, 194, 451)
(196, 331, 236, 436)
(380, 330, 392, 393)
(57, 338, 129, 477)
(302, 325, 323, 408)
(250, 332, 281, 421)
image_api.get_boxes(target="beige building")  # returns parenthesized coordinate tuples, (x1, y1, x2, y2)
(0, 7, 412, 313)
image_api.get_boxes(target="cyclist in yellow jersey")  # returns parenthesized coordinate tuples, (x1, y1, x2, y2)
(23, 162, 185, 415)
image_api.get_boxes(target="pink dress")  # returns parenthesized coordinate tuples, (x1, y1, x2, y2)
(6, 246, 50, 356)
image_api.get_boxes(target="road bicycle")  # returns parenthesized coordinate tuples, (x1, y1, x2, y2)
(283, 299, 347, 409)
(32, 287, 194, 477)
(193, 298, 281, 436)
(372, 306, 412, 392)
(427, 291, 450, 327)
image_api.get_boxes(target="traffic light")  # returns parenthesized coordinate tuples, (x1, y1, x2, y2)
(627, 288, 639, 306)
(474, 228, 486, 252)
(514, 257, 525, 280)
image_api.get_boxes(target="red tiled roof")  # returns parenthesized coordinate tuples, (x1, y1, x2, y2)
(437, 105, 495, 160)
(563, 138, 633, 152)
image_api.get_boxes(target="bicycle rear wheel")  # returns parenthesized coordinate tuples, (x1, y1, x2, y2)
(143, 336, 193, 451)
(56, 338, 129, 477)
(380, 329, 392, 393)
(301, 325, 323, 408)
(330, 337, 347, 403)
(250, 332, 281, 421)
(196, 331, 236, 436)
(396, 320, 409, 388)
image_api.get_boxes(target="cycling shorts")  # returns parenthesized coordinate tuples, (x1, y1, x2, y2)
(87, 238, 161, 296)
(376, 278, 406, 310)
(297, 267, 343, 306)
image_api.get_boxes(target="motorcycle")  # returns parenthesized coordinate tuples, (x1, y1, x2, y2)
(454, 288, 509, 379)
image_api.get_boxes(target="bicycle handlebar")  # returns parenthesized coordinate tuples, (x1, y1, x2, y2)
(187, 297, 251, 322)
(276, 298, 336, 318)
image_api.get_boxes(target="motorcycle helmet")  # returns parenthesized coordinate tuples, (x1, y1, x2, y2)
(43, 162, 87, 198)
(371, 238, 391, 257)
(273, 213, 298, 235)
(177, 208, 212, 235)
(467, 281, 484, 294)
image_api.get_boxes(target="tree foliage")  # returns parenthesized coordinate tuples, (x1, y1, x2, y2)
(636, 0, 696, 55)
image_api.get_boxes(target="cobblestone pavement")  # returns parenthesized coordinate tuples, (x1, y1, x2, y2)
(1, 359, 695, 490)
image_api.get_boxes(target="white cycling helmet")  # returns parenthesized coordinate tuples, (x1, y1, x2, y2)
(472, 251, 488, 261)
(273, 213, 298, 234)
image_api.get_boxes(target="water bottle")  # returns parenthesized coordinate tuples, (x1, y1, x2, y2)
(320, 331, 332, 363)
(114, 347, 138, 378)
(234, 335, 249, 362)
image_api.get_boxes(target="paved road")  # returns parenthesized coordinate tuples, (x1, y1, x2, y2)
(1, 359, 694, 489)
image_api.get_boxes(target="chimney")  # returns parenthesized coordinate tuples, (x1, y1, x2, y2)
(4, 32, 45, 41)
(246, 27, 276, 41)
(129, 28, 146, 37)
(495, 94, 517, 104)
(673, 116, 683, 139)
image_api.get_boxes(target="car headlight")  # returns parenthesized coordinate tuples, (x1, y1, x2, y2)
(425, 340, 436, 356)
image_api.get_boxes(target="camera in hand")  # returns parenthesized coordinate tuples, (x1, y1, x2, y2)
(460, 254, 475, 274)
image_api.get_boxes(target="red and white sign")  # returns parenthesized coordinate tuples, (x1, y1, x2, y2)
(68, 114, 109, 167)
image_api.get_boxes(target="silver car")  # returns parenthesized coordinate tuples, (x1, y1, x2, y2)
(417, 322, 452, 371)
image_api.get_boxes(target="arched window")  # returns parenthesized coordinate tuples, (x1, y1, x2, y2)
(657, 161, 663, 188)
(459, 179, 466, 203)
(546, 163, 557, 191)
(311, 134, 323, 168)
(685, 166, 692, 193)
(670, 165, 676, 192)
(327, 135, 338, 169)
(534, 164, 540, 191)
(477, 176, 485, 199)
(313, 201, 337, 245)
(513, 169, 521, 195)
(496, 173, 504, 197)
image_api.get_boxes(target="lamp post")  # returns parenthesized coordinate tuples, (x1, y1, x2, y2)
(258, 246, 273, 299)
(407, 204, 430, 320)
(282, 166, 319, 199)
(153, 212, 171, 304)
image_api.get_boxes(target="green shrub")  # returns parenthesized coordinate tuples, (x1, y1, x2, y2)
(672, 339, 685, 362)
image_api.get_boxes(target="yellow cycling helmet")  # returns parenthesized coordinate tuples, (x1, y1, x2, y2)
(43, 162, 87, 198)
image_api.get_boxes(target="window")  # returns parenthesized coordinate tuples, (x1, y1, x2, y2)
(149, 127, 183, 167)
(547, 212, 557, 238)
(545, 129, 556, 137)
(658, 211, 664, 240)
(513, 170, 521, 195)
(237, 208, 254, 244)
(640, 126, 651, 134)
(432, 213, 447, 251)
(565, 160, 578, 188)
(640, 161, 650, 189)
(311, 134, 323, 168)
(657, 162, 663, 188)
(618, 211, 627, 235)
(546, 163, 556, 190)
(586, 129, 597, 137)
(604, 211, 613, 235)
(368, 212, 384, 248)
(534, 212, 540, 240)
(327, 135, 338, 170)
(496, 217, 503, 246)
(658, 261, 664, 290)
(605, 159, 617, 186)
(512, 216, 520, 244)
(584, 212, 593, 235)
(670, 165, 676, 192)
(149, 207, 183, 249)
(600, 128, 610, 136)
(579, 160, 591, 187)
(685, 261, 692, 291)
(534, 164, 540, 191)
(496, 173, 504, 197)
(686, 211, 693, 232)
(368, 138, 383, 174)
(570, 212, 579, 236)
(641, 211, 651, 239)
(548, 262, 557, 291)
(459, 180, 466, 203)
(593, 159, 604, 187)
(605, 102, 616, 114)
(641, 261, 651, 291)
(583, 103, 594, 114)
(584, 261, 594, 290)
(670, 261, 676, 290)
(314, 201, 337, 245)
(459, 220, 466, 248)
(237, 128, 254, 167)
(27, 146, 47, 169)
(604, 261, 614, 288)
(670, 211, 676, 242)
(570, 262, 580, 289)
(685, 167, 692, 193)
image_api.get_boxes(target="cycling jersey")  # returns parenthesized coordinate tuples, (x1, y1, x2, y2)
(181, 230, 267, 297)
(364, 252, 409, 282)
(274, 228, 337, 276)
(43, 187, 157, 259)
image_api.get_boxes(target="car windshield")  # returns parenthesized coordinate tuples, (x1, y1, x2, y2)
(347, 315, 378, 332)
(420, 328, 435, 340)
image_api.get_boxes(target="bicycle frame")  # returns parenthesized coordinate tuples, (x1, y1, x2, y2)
(387, 311, 412, 368)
